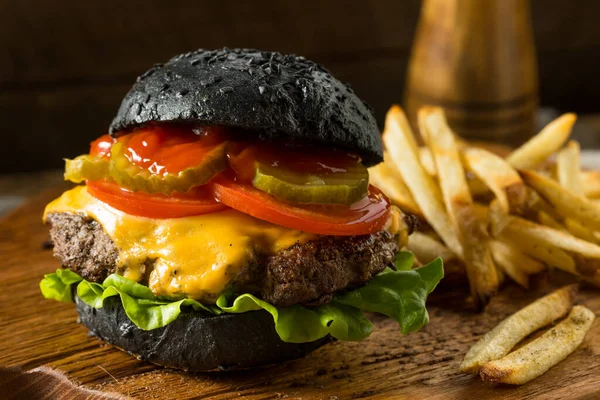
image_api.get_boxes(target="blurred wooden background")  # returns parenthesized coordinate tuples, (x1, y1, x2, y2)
(2, 0, 600, 173)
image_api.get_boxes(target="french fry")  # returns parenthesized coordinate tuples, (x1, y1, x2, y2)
(368, 158, 423, 217)
(460, 285, 578, 374)
(489, 240, 530, 288)
(506, 113, 577, 170)
(469, 182, 491, 198)
(557, 141, 584, 197)
(512, 189, 596, 278)
(419, 147, 437, 176)
(489, 240, 545, 275)
(384, 104, 420, 153)
(462, 147, 527, 214)
(407, 231, 456, 264)
(468, 177, 492, 198)
(504, 216, 600, 259)
(564, 218, 599, 244)
(380, 105, 600, 304)
(488, 199, 510, 237)
(454, 135, 470, 150)
(420, 139, 476, 176)
(472, 203, 489, 225)
(521, 169, 600, 231)
(423, 230, 443, 241)
(582, 171, 600, 198)
(525, 189, 565, 224)
(383, 105, 463, 257)
(551, 168, 600, 198)
(480, 305, 595, 385)
(498, 232, 577, 275)
(552, 142, 600, 243)
(420, 107, 498, 306)
(503, 218, 600, 286)
(537, 210, 566, 231)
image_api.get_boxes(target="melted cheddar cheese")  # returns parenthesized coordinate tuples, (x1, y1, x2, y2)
(44, 186, 404, 303)
(44, 186, 316, 302)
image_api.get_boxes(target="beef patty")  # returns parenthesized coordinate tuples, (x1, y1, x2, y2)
(46, 212, 414, 307)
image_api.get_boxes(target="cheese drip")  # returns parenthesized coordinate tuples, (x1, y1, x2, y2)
(44, 186, 404, 302)
(44, 186, 316, 302)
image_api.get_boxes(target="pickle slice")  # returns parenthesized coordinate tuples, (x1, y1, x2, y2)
(109, 141, 228, 194)
(252, 162, 369, 204)
(64, 155, 109, 183)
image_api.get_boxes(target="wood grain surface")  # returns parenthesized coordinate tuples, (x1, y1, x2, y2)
(1, 187, 599, 399)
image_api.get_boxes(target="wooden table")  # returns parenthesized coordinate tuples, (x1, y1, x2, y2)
(1, 187, 599, 399)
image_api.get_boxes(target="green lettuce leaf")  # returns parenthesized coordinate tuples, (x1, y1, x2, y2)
(216, 293, 373, 342)
(39, 268, 83, 302)
(39, 252, 443, 343)
(335, 257, 444, 334)
(77, 274, 220, 329)
(393, 250, 415, 271)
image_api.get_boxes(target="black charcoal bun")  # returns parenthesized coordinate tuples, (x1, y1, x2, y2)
(109, 48, 383, 166)
(76, 296, 331, 371)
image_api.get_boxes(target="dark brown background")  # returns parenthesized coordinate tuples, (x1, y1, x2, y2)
(3, 0, 600, 173)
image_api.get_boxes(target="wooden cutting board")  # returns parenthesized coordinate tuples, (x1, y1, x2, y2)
(1, 187, 599, 400)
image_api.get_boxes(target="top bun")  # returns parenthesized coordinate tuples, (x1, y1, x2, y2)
(109, 48, 382, 166)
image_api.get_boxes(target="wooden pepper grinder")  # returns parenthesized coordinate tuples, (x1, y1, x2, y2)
(404, 0, 538, 145)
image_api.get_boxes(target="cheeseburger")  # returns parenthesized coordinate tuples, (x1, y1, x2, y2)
(40, 48, 443, 371)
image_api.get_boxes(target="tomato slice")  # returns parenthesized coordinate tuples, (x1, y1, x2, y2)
(210, 177, 391, 235)
(84, 128, 390, 232)
(87, 180, 227, 219)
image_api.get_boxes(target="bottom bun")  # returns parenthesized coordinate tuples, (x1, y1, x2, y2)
(76, 296, 331, 371)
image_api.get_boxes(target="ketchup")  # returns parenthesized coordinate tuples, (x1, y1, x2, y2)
(227, 142, 362, 183)
(91, 124, 361, 180)
(90, 125, 228, 176)
(90, 134, 114, 158)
